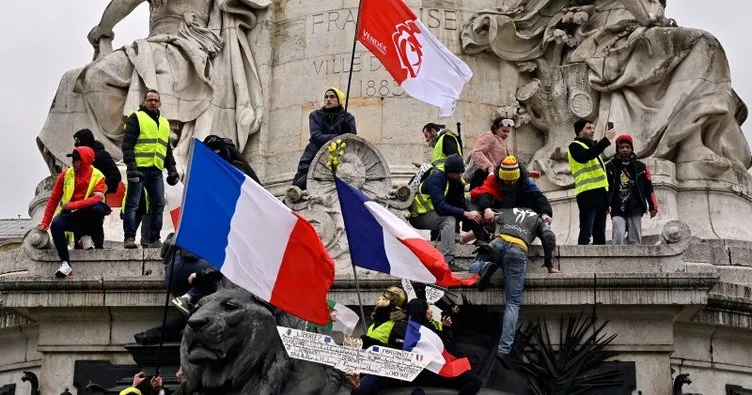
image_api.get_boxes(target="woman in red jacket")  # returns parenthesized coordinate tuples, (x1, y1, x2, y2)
(37, 146, 110, 277)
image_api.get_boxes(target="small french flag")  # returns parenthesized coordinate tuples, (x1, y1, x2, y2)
(403, 319, 471, 377)
(335, 177, 476, 287)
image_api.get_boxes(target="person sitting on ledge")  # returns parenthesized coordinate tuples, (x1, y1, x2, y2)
(408, 154, 482, 271)
(292, 87, 356, 190)
(37, 146, 111, 278)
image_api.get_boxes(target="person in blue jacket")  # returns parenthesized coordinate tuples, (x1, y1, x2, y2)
(293, 87, 356, 190)
(409, 154, 482, 269)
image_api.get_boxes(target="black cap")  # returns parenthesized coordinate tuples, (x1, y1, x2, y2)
(203, 135, 225, 151)
(444, 154, 465, 173)
(66, 150, 81, 161)
(573, 119, 592, 136)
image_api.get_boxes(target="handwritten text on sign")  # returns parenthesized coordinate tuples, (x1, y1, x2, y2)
(277, 326, 429, 382)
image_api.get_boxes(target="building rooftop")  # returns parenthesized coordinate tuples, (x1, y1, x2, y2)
(0, 218, 33, 240)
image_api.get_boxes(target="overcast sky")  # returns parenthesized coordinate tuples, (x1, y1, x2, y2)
(0, 0, 749, 219)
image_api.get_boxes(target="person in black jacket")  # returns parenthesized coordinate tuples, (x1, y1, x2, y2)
(467, 155, 552, 242)
(606, 135, 659, 244)
(293, 87, 356, 190)
(404, 298, 482, 395)
(409, 154, 482, 269)
(567, 119, 616, 245)
(203, 135, 261, 183)
(72, 128, 120, 249)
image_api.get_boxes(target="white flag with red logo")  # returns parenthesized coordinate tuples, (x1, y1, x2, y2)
(357, 0, 472, 117)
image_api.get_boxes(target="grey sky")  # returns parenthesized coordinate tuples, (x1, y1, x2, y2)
(0, 0, 749, 219)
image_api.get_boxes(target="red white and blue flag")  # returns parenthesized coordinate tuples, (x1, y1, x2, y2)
(357, 0, 473, 117)
(403, 319, 471, 377)
(176, 139, 335, 325)
(334, 178, 477, 287)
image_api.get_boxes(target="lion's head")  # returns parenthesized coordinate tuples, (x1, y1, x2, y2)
(181, 283, 302, 394)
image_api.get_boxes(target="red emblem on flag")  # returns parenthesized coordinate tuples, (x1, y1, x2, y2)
(392, 21, 423, 78)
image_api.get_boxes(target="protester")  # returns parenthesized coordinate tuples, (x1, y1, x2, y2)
(71, 128, 121, 249)
(469, 206, 559, 366)
(606, 135, 659, 244)
(37, 147, 110, 278)
(568, 119, 615, 245)
(466, 155, 552, 243)
(409, 154, 482, 269)
(355, 286, 409, 395)
(121, 89, 180, 249)
(404, 298, 482, 395)
(422, 122, 462, 171)
(119, 372, 148, 395)
(161, 233, 222, 315)
(468, 117, 510, 189)
(203, 135, 261, 183)
(293, 87, 356, 189)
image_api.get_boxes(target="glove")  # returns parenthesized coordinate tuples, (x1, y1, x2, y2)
(166, 169, 180, 186)
(126, 166, 143, 183)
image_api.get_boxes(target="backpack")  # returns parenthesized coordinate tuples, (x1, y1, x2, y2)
(408, 163, 436, 192)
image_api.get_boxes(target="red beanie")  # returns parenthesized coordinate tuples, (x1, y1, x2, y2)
(616, 134, 633, 148)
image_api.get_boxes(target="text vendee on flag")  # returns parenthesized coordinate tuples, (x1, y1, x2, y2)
(357, 0, 472, 117)
(175, 139, 335, 325)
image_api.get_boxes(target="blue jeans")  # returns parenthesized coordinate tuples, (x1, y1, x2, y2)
(123, 167, 165, 242)
(469, 240, 528, 353)
(50, 202, 109, 263)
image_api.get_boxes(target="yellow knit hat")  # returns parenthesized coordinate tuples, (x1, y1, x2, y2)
(498, 155, 520, 182)
(327, 87, 346, 106)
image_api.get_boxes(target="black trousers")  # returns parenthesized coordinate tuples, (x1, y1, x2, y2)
(576, 188, 609, 245)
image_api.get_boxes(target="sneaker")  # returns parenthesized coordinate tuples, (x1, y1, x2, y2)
(478, 262, 499, 292)
(80, 235, 95, 250)
(447, 259, 464, 272)
(171, 294, 194, 316)
(124, 237, 138, 249)
(55, 261, 73, 278)
(147, 240, 162, 248)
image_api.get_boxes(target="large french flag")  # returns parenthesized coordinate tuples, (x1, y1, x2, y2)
(335, 178, 476, 287)
(176, 139, 335, 325)
(404, 319, 471, 377)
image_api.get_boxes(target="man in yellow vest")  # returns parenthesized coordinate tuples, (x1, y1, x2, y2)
(422, 122, 462, 171)
(37, 147, 110, 277)
(567, 119, 616, 245)
(121, 89, 180, 249)
(409, 154, 482, 270)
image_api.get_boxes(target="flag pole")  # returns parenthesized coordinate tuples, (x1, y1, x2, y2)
(328, 144, 369, 334)
(154, 249, 177, 377)
(343, 0, 364, 113)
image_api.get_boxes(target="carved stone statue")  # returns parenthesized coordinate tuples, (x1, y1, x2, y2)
(181, 284, 352, 395)
(461, 0, 750, 187)
(37, 0, 270, 172)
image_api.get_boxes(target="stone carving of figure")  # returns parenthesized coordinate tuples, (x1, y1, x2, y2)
(461, 0, 750, 187)
(37, 0, 270, 172)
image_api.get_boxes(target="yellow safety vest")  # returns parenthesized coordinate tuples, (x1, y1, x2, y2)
(567, 140, 609, 195)
(431, 131, 462, 171)
(133, 111, 170, 170)
(410, 179, 449, 217)
(366, 321, 396, 344)
(55, 167, 106, 244)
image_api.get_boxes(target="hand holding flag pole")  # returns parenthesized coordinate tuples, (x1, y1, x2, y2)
(327, 139, 369, 335)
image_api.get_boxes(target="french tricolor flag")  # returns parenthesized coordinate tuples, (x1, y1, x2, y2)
(175, 139, 335, 325)
(404, 319, 471, 377)
(334, 178, 476, 287)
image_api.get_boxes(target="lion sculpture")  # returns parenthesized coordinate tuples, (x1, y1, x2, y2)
(181, 284, 351, 395)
